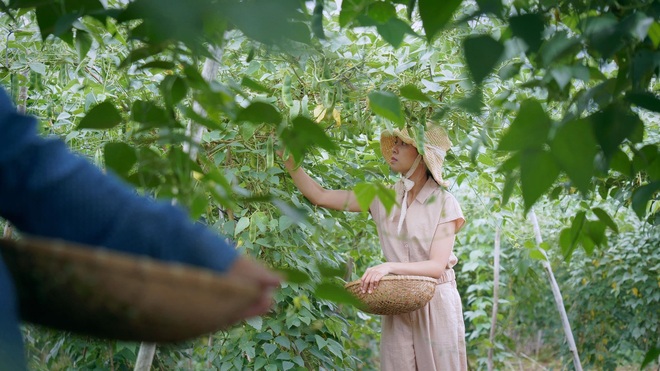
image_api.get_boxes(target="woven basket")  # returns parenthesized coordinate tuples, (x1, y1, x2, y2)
(0, 237, 260, 342)
(344, 275, 437, 315)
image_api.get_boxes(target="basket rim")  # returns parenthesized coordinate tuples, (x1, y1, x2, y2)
(344, 274, 437, 289)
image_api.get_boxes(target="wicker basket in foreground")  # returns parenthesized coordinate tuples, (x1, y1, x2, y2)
(344, 275, 437, 315)
(0, 237, 260, 343)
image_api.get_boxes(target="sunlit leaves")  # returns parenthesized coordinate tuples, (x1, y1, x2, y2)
(77, 100, 122, 129)
(419, 0, 462, 41)
(368, 90, 404, 126)
(463, 35, 504, 85)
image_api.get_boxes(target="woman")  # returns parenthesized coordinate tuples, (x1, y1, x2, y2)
(281, 125, 467, 370)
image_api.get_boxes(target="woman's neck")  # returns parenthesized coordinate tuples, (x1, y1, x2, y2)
(405, 165, 429, 204)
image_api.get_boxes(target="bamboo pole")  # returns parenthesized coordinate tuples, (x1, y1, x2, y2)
(528, 210, 583, 371)
(487, 223, 501, 371)
(133, 47, 223, 371)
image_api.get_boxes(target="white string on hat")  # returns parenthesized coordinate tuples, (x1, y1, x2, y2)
(390, 154, 422, 235)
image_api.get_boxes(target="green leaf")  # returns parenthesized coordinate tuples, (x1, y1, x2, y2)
(317, 262, 346, 278)
(138, 61, 176, 70)
(457, 89, 483, 114)
(419, 0, 463, 41)
(498, 100, 551, 151)
(538, 31, 580, 67)
(353, 182, 378, 212)
(376, 17, 414, 48)
(584, 220, 606, 251)
(241, 76, 273, 95)
(314, 281, 364, 308)
(377, 183, 396, 214)
(648, 21, 660, 48)
(590, 104, 644, 159)
(237, 102, 282, 125)
(77, 101, 123, 130)
(631, 181, 660, 219)
(235, 216, 250, 235)
(339, 0, 368, 27)
(501, 172, 517, 206)
(625, 91, 660, 113)
(641, 345, 660, 369)
(529, 248, 547, 261)
(28, 62, 46, 75)
(520, 149, 560, 212)
(75, 30, 92, 61)
(592, 207, 618, 233)
(550, 118, 597, 194)
(160, 75, 188, 108)
(399, 84, 432, 102)
(463, 35, 504, 85)
(131, 100, 173, 128)
(368, 90, 404, 126)
(509, 13, 545, 53)
(280, 116, 338, 163)
(367, 1, 396, 23)
(119, 45, 164, 69)
(276, 267, 310, 284)
(104, 142, 137, 176)
(263, 343, 277, 357)
(246, 316, 263, 331)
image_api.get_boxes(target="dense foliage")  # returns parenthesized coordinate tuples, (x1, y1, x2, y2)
(0, 0, 658, 369)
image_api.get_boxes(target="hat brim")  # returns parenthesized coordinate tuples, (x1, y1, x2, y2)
(0, 237, 260, 342)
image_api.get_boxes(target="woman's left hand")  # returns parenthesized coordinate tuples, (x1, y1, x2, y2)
(360, 263, 392, 294)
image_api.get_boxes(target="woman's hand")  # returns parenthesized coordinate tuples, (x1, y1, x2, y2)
(360, 263, 392, 294)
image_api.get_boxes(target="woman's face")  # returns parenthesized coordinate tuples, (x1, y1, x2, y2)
(388, 137, 420, 174)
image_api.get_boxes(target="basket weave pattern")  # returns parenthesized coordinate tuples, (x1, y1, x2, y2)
(345, 275, 437, 315)
(0, 237, 260, 342)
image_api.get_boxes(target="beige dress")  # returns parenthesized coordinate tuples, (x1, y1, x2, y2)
(370, 178, 467, 371)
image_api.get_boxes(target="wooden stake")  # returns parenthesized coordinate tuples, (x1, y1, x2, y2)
(134, 46, 224, 371)
(529, 210, 583, 371)
(487, 223, 501, 371)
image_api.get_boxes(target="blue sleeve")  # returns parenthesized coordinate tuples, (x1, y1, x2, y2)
(0, 87, 238, 273)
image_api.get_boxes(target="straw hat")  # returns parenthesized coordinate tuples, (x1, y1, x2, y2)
(344, 275, 437, 315)
(0, 237, 260, 342)
(380, 125, 452, 186)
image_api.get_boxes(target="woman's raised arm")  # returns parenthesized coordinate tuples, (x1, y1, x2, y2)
(281, 154, 361, 212)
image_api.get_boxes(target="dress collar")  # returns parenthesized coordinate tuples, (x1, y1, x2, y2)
(414, 177, 440, 205)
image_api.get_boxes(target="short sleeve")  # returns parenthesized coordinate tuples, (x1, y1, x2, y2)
(437, 192, 465, 233)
